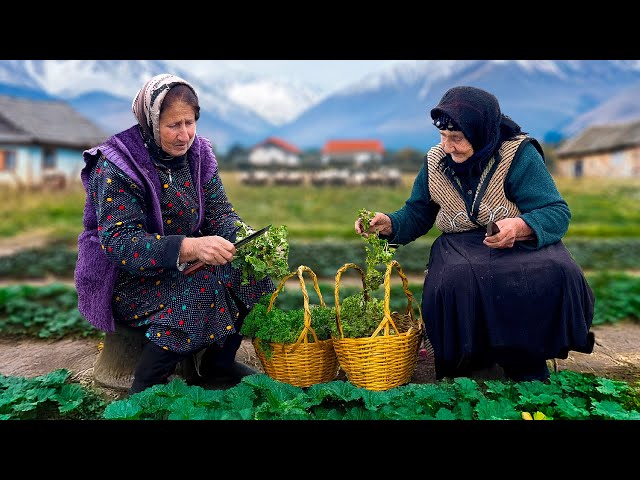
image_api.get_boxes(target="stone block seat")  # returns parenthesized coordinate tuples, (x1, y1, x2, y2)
(93, 323, 260, 392)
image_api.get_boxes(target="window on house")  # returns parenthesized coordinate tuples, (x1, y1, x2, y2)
(0, 150, 17, 171)
(43, 148, 56, 169)
(574, 159, 583, 178)
(611, 151, 624, 168)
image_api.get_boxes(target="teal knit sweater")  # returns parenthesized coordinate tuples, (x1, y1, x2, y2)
(385, 142, 570, 250)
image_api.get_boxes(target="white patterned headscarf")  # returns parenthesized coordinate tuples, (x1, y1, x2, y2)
(131, 73, 198, 149)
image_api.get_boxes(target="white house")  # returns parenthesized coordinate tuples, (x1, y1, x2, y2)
(247, 136, 301, 167)
(0, 95, 109, 189)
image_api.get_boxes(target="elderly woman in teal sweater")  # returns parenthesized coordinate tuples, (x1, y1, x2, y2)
(356, 86, 595, 382)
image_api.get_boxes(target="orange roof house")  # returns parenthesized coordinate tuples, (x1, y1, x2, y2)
(321, 139, 384, 166)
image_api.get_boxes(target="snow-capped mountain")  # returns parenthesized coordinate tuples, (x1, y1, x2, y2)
(2, 60, 640, 153)
(563, 82, 640, 135)
(270, 60, 640, 151)
(0, 60, 320, 150)
(0, 60, 320, 125)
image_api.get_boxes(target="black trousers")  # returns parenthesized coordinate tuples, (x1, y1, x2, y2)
(129, 287, 249, 395)
(129, 341, 190, 394)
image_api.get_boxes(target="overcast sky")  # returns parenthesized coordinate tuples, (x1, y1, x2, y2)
(165, 60, 412, 92)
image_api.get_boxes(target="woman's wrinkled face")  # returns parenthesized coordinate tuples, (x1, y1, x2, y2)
(159, 101, 197, 157)
(439, 130, 474, 163)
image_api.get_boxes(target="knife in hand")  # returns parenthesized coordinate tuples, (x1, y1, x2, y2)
(183, 225, 272, 276)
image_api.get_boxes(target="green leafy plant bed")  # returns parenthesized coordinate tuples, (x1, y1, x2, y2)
(1, 272, 639, 342)
(4, 238, 640, 280)
(586, 271, 640, 325)
(0, 283, 102, 339)
(0, 369, 108, 420)
(2, 368, 640, 420)
(99, 370, 640, 420)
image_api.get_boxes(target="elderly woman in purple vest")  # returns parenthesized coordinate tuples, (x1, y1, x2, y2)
(355, 85, 595, 383)
(75, 73, 275, 394)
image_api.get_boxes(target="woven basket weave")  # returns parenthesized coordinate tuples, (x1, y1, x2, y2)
(332, 260, 424, 391)
(253, 265, 339, 388)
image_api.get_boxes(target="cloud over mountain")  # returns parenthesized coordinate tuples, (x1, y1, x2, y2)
(2, 60, 640, 153)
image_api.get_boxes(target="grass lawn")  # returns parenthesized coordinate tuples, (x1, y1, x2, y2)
(1, 174, 639, 244)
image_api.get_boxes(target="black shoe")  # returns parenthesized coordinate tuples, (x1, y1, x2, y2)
(215, 361, 260, 381)
(502, 361, 550, 382)
(191, 357, 260, 386)
(469, 363, 505, 381)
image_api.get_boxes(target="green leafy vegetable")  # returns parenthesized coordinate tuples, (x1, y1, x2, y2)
(331, 291, 384, 338)
(240, 287, 335, 358)
(99, 370, 640, 420)
(231, 222, 290, 285)
(357, 208, 397, 292)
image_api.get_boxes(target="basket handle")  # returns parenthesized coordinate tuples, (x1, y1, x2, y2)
(372, 260, 424, 337)
(267, 265, 325, 350)
(334, 261, 423, 339)
(334, 262, 368, 338)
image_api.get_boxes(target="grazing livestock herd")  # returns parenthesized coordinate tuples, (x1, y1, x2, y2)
(239, 168, 403, 187)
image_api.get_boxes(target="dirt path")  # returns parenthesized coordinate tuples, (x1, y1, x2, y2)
(1, 320, 639, 400)
(0, 229, 52, 256)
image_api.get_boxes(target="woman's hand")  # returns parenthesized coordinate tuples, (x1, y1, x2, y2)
(355, 212, 393, 236)
(180, 236, 236, 265)
(483, 217, 535, 249)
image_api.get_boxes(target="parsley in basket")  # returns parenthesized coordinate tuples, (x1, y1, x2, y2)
(240, 293, 336, 359)
(330, 208, 399, 338)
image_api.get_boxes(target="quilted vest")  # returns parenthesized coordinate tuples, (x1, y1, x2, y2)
(427, 135, 533, 233)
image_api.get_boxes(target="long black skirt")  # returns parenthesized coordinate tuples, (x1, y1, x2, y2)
(421, 230, 595, 376)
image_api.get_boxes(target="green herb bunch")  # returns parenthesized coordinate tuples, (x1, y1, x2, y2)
(331, 291, 385, 338)
(240, 293, 335, 358)
(231, 222, 290, 285)
(357, 208, 396, 292)
(333, 208, 399, 338)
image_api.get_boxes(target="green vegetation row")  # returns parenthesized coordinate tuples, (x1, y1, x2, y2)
(2, 238, 640, 280)
(1, 177, 640, 243)
(2, 368, 639, 420)
(1, 272, 638, 340)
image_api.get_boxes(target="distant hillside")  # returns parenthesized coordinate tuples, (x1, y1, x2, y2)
(3, 60, 640, 153)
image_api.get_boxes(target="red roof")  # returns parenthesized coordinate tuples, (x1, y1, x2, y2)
(321, 139, 384, 154)
(254, 136, 301, 154)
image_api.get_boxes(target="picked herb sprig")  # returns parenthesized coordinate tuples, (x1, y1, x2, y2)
(231, 222, 290, 285)
(333, 209, 399, 338)
(357, 208, 397, 293)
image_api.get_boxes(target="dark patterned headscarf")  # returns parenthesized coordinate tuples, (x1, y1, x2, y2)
(430, 86, 523, 177)
(131, 73, 198, 160)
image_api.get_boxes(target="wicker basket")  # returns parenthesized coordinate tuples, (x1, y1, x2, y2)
(333, 260, 424, 391)
(253, 265, 340, 387)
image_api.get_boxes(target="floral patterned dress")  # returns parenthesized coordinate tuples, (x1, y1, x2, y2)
(87, 154, 274, 354)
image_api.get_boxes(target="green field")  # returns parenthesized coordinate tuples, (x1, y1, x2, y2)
(1, 173, 639, 244)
